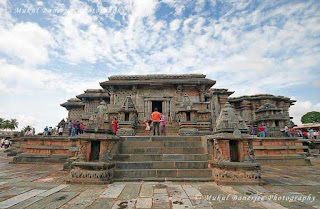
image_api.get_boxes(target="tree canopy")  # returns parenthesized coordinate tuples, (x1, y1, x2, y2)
(0, 118, 19, 130)
(301, 111, 320, 124)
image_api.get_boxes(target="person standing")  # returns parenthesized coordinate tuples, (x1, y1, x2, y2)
(48, 127, 53, 136)
(309, 129, 314, 139)
(112, 118, 118, 135)
(284, 126, 289, 137)
(250, 125, 256, 136)
(76, 121, 81, 135)
(259, 125, 265, 137)
(289, 127, 295, 137)
(44, 126, 48, 136)
(160, 115, 166, 136)
(68, 121, 72, 136)
(264, 125, 268, 137)
(152, 108, 161, 136)
(4, 138, 10, 149)
(314, 130, 319, 139)
(80, 121, 85, 134)
(72, 120, 77, 136)
(58, 126, 63, 136)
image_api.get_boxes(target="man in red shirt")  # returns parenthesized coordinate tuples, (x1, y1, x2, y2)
(152, 108, 161, 136)
(259, 125, 265, 137)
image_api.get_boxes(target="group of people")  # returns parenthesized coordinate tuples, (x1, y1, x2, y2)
(0, 138, 10, 149)
(43, 126, 53, 136)
(299, 129, 319, 139)
(68, 120, 85, 136)
(250, 125, 269, 137)
(24, 127, 35, 136)
(146, 108, 166, 136)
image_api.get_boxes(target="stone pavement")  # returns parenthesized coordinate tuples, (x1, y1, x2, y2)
(1, 149, 320, 209)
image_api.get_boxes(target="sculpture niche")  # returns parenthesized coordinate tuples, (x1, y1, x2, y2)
(208, 102, 262, 185)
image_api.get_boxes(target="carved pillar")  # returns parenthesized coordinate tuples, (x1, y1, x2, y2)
(109, 86, 115, 105)
(132, 85, 137, 104)
(240, 100, 252, 123)
(177, 85, 183, 102)
(199, 85, 206, 102)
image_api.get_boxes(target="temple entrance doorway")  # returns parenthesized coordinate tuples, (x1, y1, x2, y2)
(152, 101, 163, 113)
(90, 141, 101, 161)
(229, 140, 239, 162)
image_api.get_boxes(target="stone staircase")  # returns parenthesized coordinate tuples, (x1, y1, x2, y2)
(135, 124, 180, 136)
(113, 136, 212, 181)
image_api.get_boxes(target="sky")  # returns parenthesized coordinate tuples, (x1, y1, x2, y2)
(0, 0, 319, 132)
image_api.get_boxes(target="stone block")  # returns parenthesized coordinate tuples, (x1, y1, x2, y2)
(156, 169, 177, 178)
(177, 169, 212, 178)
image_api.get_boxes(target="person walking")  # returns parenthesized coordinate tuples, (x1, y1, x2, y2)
(160, 115, 166, 136)
(152, 108, 161, 136)
(112, 118, 118, 135)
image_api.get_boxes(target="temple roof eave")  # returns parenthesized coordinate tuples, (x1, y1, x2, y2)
(100, 79, 216, 88)
(228, 94, 296, 104)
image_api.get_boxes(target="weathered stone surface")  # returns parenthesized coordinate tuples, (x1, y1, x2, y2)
(111, 200, 136, 209)
(37, 184, 69, 197)
(26, 191, 79, 209)
(100, 183, 125, 198)
(87, 198, 115, 209)
(136, 197, 152, 209)
(139, 184, 153, 197)
(0, 189, 46, 208)
(117, 183, 141, 200)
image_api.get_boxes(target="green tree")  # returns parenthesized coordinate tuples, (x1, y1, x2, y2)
(10, 119, 19, 130)
(301, 111, 320, 124)
(0, 118, 3, 129)
(2, 120, 11, 130)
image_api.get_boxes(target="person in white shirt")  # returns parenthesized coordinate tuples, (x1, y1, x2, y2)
(58, 127, 63, 136)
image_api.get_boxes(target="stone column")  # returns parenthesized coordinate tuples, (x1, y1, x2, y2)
(109, 86, 115, 105)
(240, 100, 252, 123)
(177, 85, 183, 102)
(132, 85, 137, 104)
(199, 85, 206, 102)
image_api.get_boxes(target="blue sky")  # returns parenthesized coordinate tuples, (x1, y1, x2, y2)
(0, 0, 319, 132)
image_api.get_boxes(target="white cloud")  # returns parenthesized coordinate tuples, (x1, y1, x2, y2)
(170, 19, 181, 31)
(290, 101, 320, 125)
(0, 22, 55, 65)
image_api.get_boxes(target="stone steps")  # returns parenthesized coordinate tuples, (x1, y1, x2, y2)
(119, 141, 203, 148)
(115, 161, 208, 169)
(12, 153, 72, 163)
(114, 154, 208, 161)
(119, 147, 205, 154)
(121, 136, 201, 141)
(114, 169, 212, 179)
(114, 136, 211, 181)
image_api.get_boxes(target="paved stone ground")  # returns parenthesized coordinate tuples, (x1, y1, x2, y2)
(1, 149, 320, 209)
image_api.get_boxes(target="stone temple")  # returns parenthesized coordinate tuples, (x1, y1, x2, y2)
(11, 74, 309, 184)
(61, 74, 295, 137)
